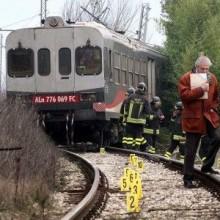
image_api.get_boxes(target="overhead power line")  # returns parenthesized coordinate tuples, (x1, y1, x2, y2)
(1, 14, 40, 29)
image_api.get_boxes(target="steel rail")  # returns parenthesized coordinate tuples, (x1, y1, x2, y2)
(106, 146, 220, 194)
(60, 150, 101, 220)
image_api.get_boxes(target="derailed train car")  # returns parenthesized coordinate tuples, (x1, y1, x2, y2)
(6, 16, 166, 146)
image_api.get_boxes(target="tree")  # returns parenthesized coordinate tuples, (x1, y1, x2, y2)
(62, 0, 140, 33)
(161, 0, 220, 76)
(159, 0, 220, 108)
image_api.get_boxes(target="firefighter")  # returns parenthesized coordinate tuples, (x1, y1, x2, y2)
(120, 87, 135, 127)
(144, 96, 165, 154)
(122, 82, 151, 150)
(164, 101, 185, 160)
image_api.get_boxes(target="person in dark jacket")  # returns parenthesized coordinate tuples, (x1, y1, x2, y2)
(120, 87, 135, 127)
(144, 96, 165, 154)
(164, 101, 185, 159)
(122, 82, 151, 150)
(178, 55, 220, 188)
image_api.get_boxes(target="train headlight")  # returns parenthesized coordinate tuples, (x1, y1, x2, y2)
(49, 17, 58, 27)
(80, 93, 96, 102)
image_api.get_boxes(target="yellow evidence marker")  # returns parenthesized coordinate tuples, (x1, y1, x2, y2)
(126, 192, 140, 213)
(120, 176, 129, 191)
(137, 159, 144, 172)
(100, 147, 106, 155)
(124, 167, 131, 178)
(129, 154, 136, 164)
(131, 179, 143, 199)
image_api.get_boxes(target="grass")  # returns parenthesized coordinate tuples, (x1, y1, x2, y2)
(0, 97, 59, 219)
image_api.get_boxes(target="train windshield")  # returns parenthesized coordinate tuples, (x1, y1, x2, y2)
(7, 48, 34, 77)
(75, 45, 102, 75)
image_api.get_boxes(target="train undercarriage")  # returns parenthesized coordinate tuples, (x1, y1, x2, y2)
(38, 111, 121, 150)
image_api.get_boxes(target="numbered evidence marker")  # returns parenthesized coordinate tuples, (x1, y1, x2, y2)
(129, 154, 136, 164)
(126, 192, 140, 213)
(131, 155, 138, 167)
(122, 168, 135, 190)
(124, 167, 131, 178)
(137, 159, 144, 172)
(120, 176, 129, 191)
(120, 167, 132, 191)
(131, 179, 143, 199)
(131, 172, 143, 199)
(100, 147, 106, 155)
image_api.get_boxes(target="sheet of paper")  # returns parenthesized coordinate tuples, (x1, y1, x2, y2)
(190, 73, 208, 99)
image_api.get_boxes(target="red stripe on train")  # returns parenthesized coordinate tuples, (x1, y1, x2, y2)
(93, 90, 125, 112)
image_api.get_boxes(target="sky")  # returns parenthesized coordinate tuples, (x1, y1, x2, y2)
(0, 0, 166, 87)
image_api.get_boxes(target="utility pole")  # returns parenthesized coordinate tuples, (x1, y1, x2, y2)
(137, 3, 151, 42)
(40, 0, 48, 25)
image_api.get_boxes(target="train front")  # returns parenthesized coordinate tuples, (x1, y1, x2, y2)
(6, 16, 116, 146)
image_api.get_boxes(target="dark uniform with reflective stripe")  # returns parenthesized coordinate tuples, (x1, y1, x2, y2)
(164, 108, 185, 159)
(122, 90, 151, 150)
(144, 103, 164, 153)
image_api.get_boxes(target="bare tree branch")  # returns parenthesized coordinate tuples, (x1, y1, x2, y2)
(62, 0, 141, 34)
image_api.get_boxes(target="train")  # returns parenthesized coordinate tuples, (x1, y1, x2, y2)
(6, 16, 166, 147)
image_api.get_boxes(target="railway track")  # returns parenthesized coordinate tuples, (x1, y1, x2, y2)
(50, 150, 108, 220)
(58, 146, 220, 219)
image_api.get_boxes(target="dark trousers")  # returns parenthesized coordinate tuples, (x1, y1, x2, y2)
(145, 134, 158, 148)
(184, 121, 220, 181)
(184, 133, 201, 181)
(201, 122, 220, 171)
(199, 135, 209, 159)
(123, 123, 145, 150)
(167, 139, 185, 155)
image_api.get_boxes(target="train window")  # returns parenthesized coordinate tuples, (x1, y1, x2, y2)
(121, 55, 127, 70)
(38, 48, 50, 76)
(139, 75, 146, 84)
(75, 46, 102, 75)
(128, 72, 133, 86)
(121, 55, 127, 85)
(128, 58, 133, 72)
(7, 48, 34, 77)
(135, 60, 140, 74)
(113, 69, 120, 83)
(121, 70, 126, 85)
(141, 61, 147, 75)
(113, 52, 120, 83)
(59, 48, 71, 75)
(134, 74, 139, 87)
(113, 52, 120, 68)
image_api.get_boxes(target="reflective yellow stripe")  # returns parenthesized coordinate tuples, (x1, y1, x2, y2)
(149, 115, 154, 120)
(173, 135, 185, 141)
(142, 139, 146, 144)
(165, 151, 172, 156)
(126, 100, 146, 124)
(201, 157, 206, 161)
(135, 137, 144, 142)
(164, 152, 171, 158)
(180, 155, 184, 159)
(123, 140, 133, 144)
(127, 118, 146, 124)
(143, 128, 159, 135)
(144, 128, 154, 134)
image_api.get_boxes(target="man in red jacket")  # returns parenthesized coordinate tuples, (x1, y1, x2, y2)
(178, 55, 220, 188)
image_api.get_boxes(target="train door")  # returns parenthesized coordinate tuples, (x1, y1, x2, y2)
(34, 28, 74, 93)
(54, 28, 74, 92)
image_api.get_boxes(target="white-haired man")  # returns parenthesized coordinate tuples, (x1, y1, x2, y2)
(178, 55, 220, 188)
